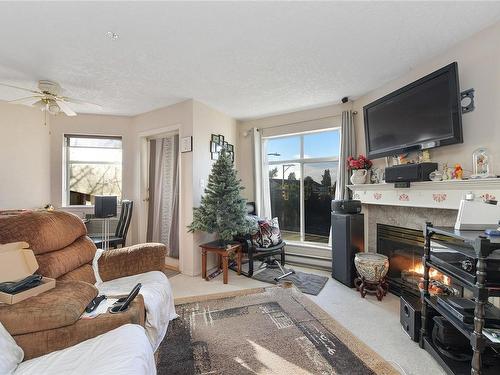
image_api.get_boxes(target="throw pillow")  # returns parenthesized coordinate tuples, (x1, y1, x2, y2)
(256, 217, 282, 248)
(0, 322, 24, 374)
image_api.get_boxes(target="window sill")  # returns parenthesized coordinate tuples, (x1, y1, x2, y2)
(61, 206, 94, 209)
(284, 240, 330, 251)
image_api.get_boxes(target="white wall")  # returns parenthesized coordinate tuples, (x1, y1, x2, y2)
(353, 22, 500, 175)
(0, 102, 51, 209)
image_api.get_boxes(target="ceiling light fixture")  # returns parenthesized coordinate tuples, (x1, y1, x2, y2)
(106, 31, 119, 40)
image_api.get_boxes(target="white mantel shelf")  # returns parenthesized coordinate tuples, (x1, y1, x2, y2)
(348, 178, 500, 210)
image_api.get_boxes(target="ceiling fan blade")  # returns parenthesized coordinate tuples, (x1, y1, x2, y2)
(7, 96, 43, 104)
(60, 96, 102, 108)
(0, 83, 41, 95)
(55, 99, 77, 116)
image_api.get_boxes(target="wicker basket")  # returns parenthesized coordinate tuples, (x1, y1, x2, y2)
(354, 253, 389, 283)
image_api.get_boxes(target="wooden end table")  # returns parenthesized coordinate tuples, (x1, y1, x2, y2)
(200, 241, 242, 284)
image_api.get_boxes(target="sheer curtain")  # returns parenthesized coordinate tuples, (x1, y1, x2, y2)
(335, 110, 356, 200)
(252, 128, 271, 218)
(147, 134, 179, 258)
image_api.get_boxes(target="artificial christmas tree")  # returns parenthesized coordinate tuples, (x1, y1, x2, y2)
(189, 149, 250, 244)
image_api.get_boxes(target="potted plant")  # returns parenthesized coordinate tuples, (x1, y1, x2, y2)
(188, 149, 251, 246)
(347, 155, 372, 184)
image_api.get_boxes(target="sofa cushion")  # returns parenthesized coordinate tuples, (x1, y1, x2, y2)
(58, 264, 97, 284)
(0, 281, 97, 336)
(0, 211, 87, 255)
(0, 322, 23, 374)
(12, 297, 145, 360)
(36, 236, 96, 279)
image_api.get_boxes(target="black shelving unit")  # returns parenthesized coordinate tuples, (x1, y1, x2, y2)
(420, 224, 500, 375)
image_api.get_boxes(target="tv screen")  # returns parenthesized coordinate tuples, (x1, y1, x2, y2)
(363, 62, 463, 159)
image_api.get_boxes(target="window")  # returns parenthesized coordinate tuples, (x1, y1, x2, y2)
(64, 135, 123, 206)
(266, 129, 340, 244)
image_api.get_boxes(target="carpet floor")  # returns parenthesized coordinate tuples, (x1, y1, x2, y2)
(157, 286, 398, 375)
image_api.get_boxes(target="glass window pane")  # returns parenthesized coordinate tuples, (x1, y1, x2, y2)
(69, 163, 122, 204)
(303, 130, 340, 159)
(303, 161, 338, 243)
(268, 164, 300, 242)
(266, 136, 300, 162)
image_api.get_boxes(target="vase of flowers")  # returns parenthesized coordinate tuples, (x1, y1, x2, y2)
(348, 155, 372, 185)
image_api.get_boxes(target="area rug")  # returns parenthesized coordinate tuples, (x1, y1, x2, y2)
(251, 267, 329, 296)
(157, 287, 397, 375)
(236, 262, 329, 295)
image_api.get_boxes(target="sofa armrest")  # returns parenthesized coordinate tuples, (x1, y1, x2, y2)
(98, 243, 166, 282)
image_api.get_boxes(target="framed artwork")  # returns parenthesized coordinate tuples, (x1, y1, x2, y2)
(210, 134, 234, 161)
(181, 136, 193, 153)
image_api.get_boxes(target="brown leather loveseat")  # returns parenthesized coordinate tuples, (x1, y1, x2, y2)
(0, 210, 166, 359)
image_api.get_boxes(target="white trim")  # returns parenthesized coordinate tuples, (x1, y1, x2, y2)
(137, 124, 182, 138)
(137, 124, 182, 265)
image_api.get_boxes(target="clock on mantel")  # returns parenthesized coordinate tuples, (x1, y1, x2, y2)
(348, 178, 500, 210)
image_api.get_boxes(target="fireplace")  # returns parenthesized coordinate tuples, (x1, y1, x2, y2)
(377, 224, 453, 296)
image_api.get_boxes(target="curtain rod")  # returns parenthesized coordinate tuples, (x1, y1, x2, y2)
(254, 110, 357, 131)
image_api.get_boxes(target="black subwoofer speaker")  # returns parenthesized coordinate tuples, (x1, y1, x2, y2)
(331, 213, 364, 287)
(400, 294, 422, 342)
(94, 196, 117, 218)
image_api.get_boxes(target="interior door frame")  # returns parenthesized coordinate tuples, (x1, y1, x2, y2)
(137, 124, 182, 253)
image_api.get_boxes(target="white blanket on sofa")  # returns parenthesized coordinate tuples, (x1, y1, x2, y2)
(15, 324, 155, 375)
(96, 270, 177, 350)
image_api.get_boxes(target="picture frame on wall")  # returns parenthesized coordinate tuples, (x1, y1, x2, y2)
(181, 136, 193, 153)
(209, 133, 235, 162)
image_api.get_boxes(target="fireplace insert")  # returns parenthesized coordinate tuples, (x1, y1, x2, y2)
(377, 224, 456, 296)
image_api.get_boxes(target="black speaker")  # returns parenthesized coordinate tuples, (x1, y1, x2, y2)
(400, 294, 421, 342)
(331, 213, 364, 287)
(94, 196, 117, 218)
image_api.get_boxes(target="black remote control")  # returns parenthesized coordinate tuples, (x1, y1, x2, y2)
(85, 295, 107, 313)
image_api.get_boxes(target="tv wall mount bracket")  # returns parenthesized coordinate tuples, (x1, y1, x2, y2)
(460, 88, 475, 114)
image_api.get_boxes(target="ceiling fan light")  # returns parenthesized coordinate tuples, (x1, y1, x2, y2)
(47, 102, 60, 115)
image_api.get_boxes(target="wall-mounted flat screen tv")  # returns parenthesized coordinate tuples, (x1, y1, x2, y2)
(363, 62, 463, 159)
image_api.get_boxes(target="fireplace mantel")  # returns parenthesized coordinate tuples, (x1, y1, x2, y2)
(348, 178, 500, 210)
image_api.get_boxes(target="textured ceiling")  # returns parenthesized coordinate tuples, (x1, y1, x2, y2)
(0, 2, 499, 119)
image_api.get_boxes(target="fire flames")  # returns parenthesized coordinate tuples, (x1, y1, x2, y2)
(408, 263, 451, 286)
(402, 262, 451, 295)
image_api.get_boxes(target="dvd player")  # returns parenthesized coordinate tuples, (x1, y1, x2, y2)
(437, 296, 500, 327)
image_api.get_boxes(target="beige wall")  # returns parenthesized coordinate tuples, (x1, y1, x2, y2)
(353, 21, 500, 174)
(49, 114, 134, 237)
(131, 99, 195, 275)
(192, 100, 238, 272)
(0, 102, 51, 209)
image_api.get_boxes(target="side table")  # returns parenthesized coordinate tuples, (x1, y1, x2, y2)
(200, 241, 242, 284)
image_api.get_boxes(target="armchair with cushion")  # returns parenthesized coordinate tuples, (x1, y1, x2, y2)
(237, 204, 294, 281)
(0, 210, 176, 358)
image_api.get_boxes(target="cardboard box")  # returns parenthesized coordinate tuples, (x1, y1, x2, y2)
(0, 241, 56, 305)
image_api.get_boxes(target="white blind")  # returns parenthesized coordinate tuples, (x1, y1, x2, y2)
(261, 116, 341, 138)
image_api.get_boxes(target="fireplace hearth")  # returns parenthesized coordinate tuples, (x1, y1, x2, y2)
(377, 224, 453, 296)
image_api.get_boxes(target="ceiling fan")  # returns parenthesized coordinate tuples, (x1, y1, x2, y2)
(0, 80, 101, 116)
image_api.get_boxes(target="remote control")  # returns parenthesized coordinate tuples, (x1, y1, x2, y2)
(85, 295, 107, 313)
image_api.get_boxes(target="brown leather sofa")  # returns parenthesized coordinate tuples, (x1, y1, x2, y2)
(0, 210, 166, 359)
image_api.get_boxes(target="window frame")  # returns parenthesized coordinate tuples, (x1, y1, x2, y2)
(265, 127, 340, 245)
(63, 134, 123, 207)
